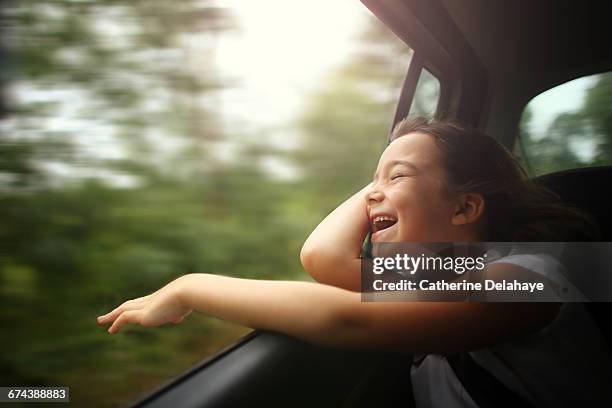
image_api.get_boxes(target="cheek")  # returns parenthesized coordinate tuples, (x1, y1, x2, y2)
(386, 189, 412, 213)
(389, 181, 443, 211)
(392, 188, 454, 229)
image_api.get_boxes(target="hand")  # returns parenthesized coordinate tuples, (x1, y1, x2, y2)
(97, 276, 193, 334)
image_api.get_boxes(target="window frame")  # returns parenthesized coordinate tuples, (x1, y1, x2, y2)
(360, 0, 487, 139)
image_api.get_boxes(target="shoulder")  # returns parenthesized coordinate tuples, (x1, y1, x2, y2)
(487, 252, 563, 275)
(485, 250, 568, 287)
(484, 249, 587, 301)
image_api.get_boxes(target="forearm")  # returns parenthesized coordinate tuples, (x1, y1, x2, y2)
(300, 184, 371, 290)
(178, 273, 360, 346)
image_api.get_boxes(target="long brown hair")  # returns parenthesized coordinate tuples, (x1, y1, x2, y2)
(390, 117, 599, 241)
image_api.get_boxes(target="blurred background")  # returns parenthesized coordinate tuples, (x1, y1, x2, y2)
(0, 1, 410, 406)
(517, 71, 612, 175)
(2, 0, 611, 406)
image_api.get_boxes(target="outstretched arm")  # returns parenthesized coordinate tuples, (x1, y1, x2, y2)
(300, 184, 371, 291)
(97, 273, 559, 353)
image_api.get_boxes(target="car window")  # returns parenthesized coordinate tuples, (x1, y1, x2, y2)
(408, 68, 441, 118)
(0, 1, 412, 406)
(515, 71, 612, 176)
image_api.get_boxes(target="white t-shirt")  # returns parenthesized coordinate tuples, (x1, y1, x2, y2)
(410, 251, 612, 408)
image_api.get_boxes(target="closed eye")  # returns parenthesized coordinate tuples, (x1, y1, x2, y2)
(390, 174, 408, 180)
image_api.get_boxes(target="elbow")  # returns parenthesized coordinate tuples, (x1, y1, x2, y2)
(304, 293, 368, 349)
(321, 303, 393, 351)
(300, 245, 337, 284)
(300, 246, 323, 282)
(301, 244, 361, 291)
(299, 245, 313, 272)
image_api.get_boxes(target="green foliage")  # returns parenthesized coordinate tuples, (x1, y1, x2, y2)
(290, 17, 410, 215)
(518, 71, 612, 175)
(0, 2, 411, 406)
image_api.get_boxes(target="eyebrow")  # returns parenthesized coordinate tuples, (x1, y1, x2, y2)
(373, 160, 419, 180)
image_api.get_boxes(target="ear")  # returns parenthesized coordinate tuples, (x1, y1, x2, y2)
(451, 193, 485, 226)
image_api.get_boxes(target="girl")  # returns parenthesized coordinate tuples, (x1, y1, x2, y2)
(97, 117, 610, 407)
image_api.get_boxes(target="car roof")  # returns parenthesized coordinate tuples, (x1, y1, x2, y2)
(362, 0, 612, 146)
(442, 0, 612, 99)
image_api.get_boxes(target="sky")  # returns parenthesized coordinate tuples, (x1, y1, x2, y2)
(528, 76, 597, 136)
(215, 0, 371, 135)
(206, 0, 375, 177)
(526, 76, 598, 160)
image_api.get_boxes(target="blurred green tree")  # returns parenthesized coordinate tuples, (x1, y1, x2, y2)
(290, 15, 410, 218)
(0, 5, 423, 407)
(518, 71, 612, 175)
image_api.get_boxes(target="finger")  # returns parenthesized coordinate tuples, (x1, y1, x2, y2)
(97, 306, 129, 325)
(108, 310, 141, 334)
(98, 301, 145, 325)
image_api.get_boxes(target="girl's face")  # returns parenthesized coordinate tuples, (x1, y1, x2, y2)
(367, 132, 460, 242)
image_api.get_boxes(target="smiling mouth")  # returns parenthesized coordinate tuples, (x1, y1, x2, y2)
(371, 216, 397, 233)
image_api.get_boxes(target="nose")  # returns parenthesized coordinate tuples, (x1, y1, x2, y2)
(366, 184, 384, 205)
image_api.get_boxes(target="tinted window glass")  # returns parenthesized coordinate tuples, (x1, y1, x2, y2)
(408, 68, 440, 117)
(516, 71, 612, 175)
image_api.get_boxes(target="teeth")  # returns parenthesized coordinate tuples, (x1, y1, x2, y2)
(372, 215, 397, 232)
(374, 216, 395, 223)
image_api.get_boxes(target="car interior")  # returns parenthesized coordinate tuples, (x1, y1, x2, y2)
(127, 1, 612, 407)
